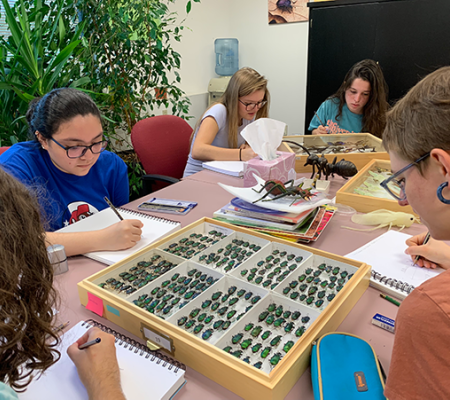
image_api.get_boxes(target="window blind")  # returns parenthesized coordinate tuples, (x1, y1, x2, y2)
(0, 1, 16, 38)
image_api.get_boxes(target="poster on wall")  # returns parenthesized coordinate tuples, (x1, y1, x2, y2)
(268, 0, 309, 24)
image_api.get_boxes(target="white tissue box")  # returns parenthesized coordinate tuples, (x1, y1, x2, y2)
(243, 151, 295, 187)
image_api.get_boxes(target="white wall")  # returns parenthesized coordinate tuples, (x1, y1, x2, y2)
(169, 0, 309, 134)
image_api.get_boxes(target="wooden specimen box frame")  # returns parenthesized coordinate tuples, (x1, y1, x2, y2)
(279, 133, 388, 174)
(336, 159, 416, 216)
(77, 218, 370, 400)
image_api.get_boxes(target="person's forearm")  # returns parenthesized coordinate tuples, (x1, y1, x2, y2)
(45, 231, 107, 257)
(192, 144, 241, 161)
(89, 385, 126, 400)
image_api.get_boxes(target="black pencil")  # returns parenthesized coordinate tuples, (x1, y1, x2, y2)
(414, 231, 431, 264)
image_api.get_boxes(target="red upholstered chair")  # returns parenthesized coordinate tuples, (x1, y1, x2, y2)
(131, 115, 193, 193)
(0, 147, 10, 156)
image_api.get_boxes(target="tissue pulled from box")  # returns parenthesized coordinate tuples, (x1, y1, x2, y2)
(241, 118, 287, 161)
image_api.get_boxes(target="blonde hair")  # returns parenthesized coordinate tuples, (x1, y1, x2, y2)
(383, 66, 450, 164)
(192, 67, 270, 148)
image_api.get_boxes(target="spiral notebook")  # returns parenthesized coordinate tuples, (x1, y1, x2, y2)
(58, 207, 181, 265)
(18, 320, 186, 400)
(345, 230, 444, 300)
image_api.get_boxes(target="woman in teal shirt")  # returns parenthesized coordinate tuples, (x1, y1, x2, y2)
(309, 59, 389, 138)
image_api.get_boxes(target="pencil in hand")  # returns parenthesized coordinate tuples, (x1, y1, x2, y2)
(104, 196, 124, 221)
(413, 231, 431, 265)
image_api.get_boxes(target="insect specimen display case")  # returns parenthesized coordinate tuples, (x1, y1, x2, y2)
(78, 218, 370, 400)
(280, 133, 388, 174)
(336, 159, 416, 215)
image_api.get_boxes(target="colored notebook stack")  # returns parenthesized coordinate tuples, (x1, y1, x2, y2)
(213, 197, 335, 243)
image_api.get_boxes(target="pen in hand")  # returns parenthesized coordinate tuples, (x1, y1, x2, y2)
(314, 111, 328, 133)
(79, 337, 102, 350)
(104, 196, 124, 221)
(414, 231, 431, 265)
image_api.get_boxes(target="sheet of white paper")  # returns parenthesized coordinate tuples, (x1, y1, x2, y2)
(218, 174, 329, 213)
(240, 118, 286, 161)
(18, 321, 185, 400)
(202, 161, 246, 177)
(345, 230, 443, 288)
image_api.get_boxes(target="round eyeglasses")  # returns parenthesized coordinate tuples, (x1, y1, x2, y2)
(380, 152, 430, 201)
(50, 137, 108, 159)
(239, 99, 267, 111)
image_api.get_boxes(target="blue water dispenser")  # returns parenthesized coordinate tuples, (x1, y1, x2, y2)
(215, 38, 239, 76)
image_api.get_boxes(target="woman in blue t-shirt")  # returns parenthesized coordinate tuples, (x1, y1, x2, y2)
(183, 67, 271, 177)
(0, 88, 142, 256)
(309, 59, 389, 138)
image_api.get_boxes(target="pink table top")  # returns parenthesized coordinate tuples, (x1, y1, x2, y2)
(56, 170, 426, 399)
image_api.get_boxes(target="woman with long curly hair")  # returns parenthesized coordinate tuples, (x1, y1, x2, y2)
(0, 168, 125, 400)
(183, 67, 270, 177)
(309, 59, 389, 138)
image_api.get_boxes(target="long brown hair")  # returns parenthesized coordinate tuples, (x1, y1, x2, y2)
(331, 59, 389, 138)
(191, 67, 270, 148)
(0, 169, 60, 391)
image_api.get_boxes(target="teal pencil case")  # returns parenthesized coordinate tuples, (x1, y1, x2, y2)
(311, 332, 386, 400)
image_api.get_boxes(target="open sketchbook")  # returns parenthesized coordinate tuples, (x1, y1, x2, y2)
(345, 230, 444, 300)
(202, 161, 245, 177)
(18, 320, 186, 400)
(58, 207, 181, 265)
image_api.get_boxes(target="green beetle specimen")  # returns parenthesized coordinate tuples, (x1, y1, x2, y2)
(261, 330, 272, 340)
(198, 313, 207, 322)
(270, 335, 282, 346)
(315, 299, 324, 308)
(252, 343, 263, 353)
(266, 314, 275, 325)
(295, 326, 306, 337)
(290, 292, 299, 300)
(211, 302, 220, 311)
(270, 352, 282, 366)
(237, 289, 246, 297)
(226, 310, 237, 320)
(232, 333, 243, 344)
(284, 322, 294, 333)
(189, 308, 200, 319)
(261, 347, 271, 359)
(240, 339, 252, 350)
(283, 340, 294, 353)
(302, 316, 310, 323)
(308, 286, 318, 296)
(274, 318, 285, 327)
(217, 307, 228, 316)
(291, 311, 301, 320)
(250, 326, 263, 338)
(244, 322, 254, 332)
(251, 295, 261, 305)
(298, 274, 306, 283)
(244, 292, 253, 301)
(327, 293, 336, 302)
(222, 321, 231, 330)
(223, 345, 232, 353)
(193, 324, 204, 334)
(275, 305, 283, 317)
(258, 311, 269, 322)
(332, 267, 340, 275)
(283, 286, 291, 295)
(213, 320, 224, 330)
(253, 361, 263, 369)
(185, 320, 195, 329)
(283, 310, 292, 319)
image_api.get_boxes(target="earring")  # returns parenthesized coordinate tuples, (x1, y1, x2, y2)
(437, 182, 450, 204)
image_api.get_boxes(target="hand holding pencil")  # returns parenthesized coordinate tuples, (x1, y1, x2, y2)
(405, 231, 450, 270)
(313, 112, 329, 135)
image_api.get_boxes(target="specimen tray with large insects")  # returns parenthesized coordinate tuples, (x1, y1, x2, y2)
(167, 276, 267, 344)
(96, 249, 181, 297)
(126, 262, 223, 320)
(273, 255, 358, 311)
(231, 243, 313, 291)
(215, 293, 319, 373)
(192, 231, 270, 274)
(160, 222, 234, 260)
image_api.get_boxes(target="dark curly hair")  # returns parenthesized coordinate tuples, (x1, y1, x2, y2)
(0, 168, 60, 391)
(330, 59, 389, 138)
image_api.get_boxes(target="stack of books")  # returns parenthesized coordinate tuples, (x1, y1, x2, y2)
(213, 197, 335, 243)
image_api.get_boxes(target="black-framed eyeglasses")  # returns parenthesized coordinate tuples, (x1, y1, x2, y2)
(50, 137, 108, 159)
(380, 152, 430, 201)
(239, 99, 267, 111)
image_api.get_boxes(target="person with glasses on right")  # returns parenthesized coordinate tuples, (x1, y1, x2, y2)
(380, 66, 450, 399)
(0, 88, 143, 257)
(183, 67, 270, 177)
